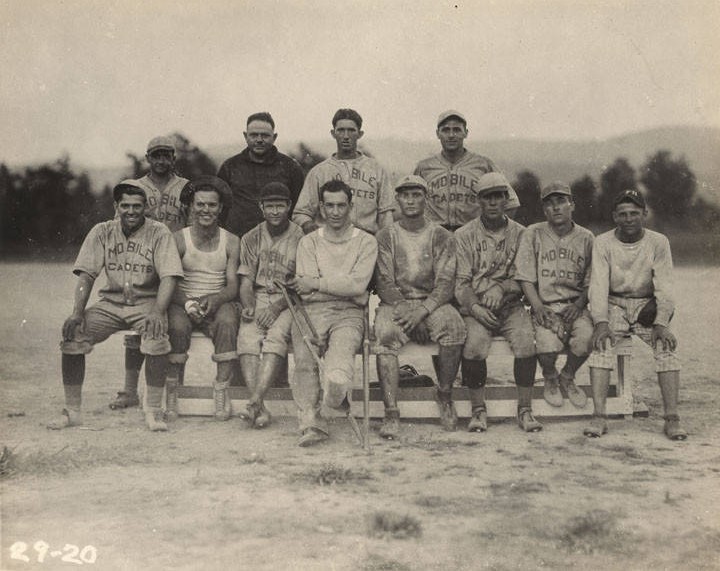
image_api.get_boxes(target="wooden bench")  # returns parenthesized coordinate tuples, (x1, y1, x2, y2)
(175, 331, 639, 419)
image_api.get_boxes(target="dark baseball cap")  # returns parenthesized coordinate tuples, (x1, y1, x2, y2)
(613, 189, 646, 209)
(260, 181, 291, 202)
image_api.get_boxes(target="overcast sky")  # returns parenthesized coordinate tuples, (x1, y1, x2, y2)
(2, 0, 718, 167)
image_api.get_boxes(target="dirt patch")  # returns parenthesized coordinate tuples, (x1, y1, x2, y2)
(1, 264, 720, 570)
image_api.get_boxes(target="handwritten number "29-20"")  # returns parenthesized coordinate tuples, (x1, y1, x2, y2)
(10, 541, 97, 564)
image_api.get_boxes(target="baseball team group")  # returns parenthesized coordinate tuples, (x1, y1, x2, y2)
(51, 108, 687, 446)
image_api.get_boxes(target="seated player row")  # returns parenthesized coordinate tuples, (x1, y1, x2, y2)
(53, 168, 686, 446)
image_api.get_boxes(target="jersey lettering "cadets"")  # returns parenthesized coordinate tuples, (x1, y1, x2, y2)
(135, 174, 188, 232)
(414, 151, 521, 227)
(515, 222, 593, 303)
(73, 218, 183, 305)
(292, 153, 394, 235)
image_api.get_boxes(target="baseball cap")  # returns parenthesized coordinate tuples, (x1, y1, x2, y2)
(394, 174, 428, 193)
(437, 110, 467, 127)
(613, 188, 646, 209)
(260, 181, 291, 202)
(476, 172, 512, 197)
(146, 135, 176, 155)
(540, 181, 572, 201)
(113, 179, 147, 201)
(181, 175, 232, 207)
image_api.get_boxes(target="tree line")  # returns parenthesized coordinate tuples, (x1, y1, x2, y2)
(511, 151, 718, 231)
(1, 135, 717, 259)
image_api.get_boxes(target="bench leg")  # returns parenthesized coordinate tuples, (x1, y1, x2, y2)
(616, 354, 626, 398)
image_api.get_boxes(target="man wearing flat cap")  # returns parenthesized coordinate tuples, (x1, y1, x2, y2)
(515, 181, 594, 410)
(373, 175, 466, 437)
(218, 112, 305, 239)
(165, 175, 241, 421)
(455, 172, 540, 433)
(110, 135, 189, 412)
(51, 180, 183, 431)
(414, 110, 520, 232)
(136, 135, 189, 233)
(585, 189, 686, 441)
(236, 182, 305, 429)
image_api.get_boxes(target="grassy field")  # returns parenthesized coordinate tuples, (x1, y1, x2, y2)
(1, 263, 719, 571)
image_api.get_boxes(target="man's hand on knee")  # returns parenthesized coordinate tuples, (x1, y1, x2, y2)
(471, 303, 499, 329)
(591, 322, 615, 351)
(652, 324, 677, 352)
(559, 302, 582, 324)
(62, 313, 85, 341)
(530, 304, 555, 329)
(142, 310, 167, 339)
(393, 303, 428, 335)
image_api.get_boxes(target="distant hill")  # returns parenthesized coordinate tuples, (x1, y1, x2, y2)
(85, 125, 720, 204)
(358, 126, 720, 205)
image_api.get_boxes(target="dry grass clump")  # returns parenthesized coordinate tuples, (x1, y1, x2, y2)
(362, 553, 413, 570)
(560, 509, 623, 554)
(0, 446, 16, 477)
(367, 511, 422, 539)
(296, 462, 373, 486)
(1, 444, 157, 478)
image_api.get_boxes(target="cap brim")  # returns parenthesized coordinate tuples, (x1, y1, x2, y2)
(478, 185, 509, 196)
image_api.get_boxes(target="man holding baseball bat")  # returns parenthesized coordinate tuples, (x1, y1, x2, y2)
(288, 180, 378, 447)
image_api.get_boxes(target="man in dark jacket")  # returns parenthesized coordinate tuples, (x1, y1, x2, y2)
(217, 112, 305, 238)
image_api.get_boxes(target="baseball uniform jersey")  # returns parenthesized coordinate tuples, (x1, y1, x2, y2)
(74, 218, 184, 304)
(134, 173, 188, 232)
(374, 221, 456, 312)
(454, 216, 525, 312)
(515, 222, 593, 303)
(292, 153, 394, 235)
(414, 151, 521, 228)
(237, 220, 305, 301)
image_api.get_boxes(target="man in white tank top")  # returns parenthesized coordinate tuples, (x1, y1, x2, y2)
(166, 176, 241, 421)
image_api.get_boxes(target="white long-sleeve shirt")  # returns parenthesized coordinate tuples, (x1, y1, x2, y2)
(589, 229, 675, 327)
(295, 225, 378, 306)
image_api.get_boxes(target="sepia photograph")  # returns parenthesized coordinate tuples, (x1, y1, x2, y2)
(1, 1, 719, 569)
